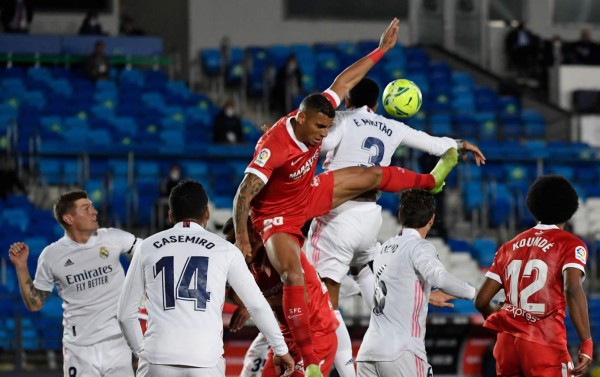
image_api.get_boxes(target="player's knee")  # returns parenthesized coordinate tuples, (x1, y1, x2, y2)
(280, 269, 304, 286)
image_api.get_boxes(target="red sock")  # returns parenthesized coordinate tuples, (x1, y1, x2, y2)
(282, 285, 319, 366)
(378, 166, 435, 192)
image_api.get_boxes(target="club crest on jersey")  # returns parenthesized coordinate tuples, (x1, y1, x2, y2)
(99, 246, 109, 259)
(575, 246, 587, 264)
(254, 148, 271, 167)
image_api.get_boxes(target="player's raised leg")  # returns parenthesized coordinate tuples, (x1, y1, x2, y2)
(330, 148, 458, 209)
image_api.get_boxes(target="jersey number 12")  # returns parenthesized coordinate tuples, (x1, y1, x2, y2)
(154, 256, 210, 311)
(505, 259, 547, 314)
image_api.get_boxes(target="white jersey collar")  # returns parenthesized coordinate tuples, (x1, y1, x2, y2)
(173, 221, 205, 229)
(286, 117, 309, 152)
(400, 228, 421, 238)
(533, 223, 560, 230)
(62, 232, 98, 247)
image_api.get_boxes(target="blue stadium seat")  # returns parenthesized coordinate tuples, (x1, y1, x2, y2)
(472, 238, 497, 267)
(429, 113, 453, 135)
(23, 236, 48, 260)
(268, 45, 292, 69)
(489, 183, 512, 226)
(201, 49, 221, 77)
(462, 182, 484, 212)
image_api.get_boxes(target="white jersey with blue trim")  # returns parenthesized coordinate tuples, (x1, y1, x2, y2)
(322, 106, 457, 170)
(357, 229, 475, 363)
(33, 228, 139, 346)
(117, 222, 287, 368)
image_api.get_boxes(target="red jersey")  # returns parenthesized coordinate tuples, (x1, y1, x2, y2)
(249, 249, 338, 341)
(245, 91, 340, 241)
(484, 224, 587, 347)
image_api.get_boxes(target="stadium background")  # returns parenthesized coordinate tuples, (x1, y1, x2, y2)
(0, 0, 599, 376)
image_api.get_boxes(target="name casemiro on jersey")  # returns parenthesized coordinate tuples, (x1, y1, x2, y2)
(153, 234, 216, 249)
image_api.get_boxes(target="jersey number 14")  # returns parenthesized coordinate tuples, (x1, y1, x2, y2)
(154, 256, 210, 311)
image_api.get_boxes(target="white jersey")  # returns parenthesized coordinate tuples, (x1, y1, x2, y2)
(117, 222, 287, 368)
(357, 229, 476, 363)
(33, 228, 138, 346)
(322, 106, 457, 170)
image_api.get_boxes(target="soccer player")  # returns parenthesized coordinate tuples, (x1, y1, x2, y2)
(8, 190, 141, 377)
(475, 175, 593, 377)
(117, 180, 294, 377)
(223, 217, 338, 377)
(356, 189, 476, 377)
(233, 18, 458, 376)
(304, 77, 485, 376)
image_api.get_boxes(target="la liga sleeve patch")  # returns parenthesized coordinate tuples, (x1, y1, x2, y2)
(575, 245, 587, 264)
(254, 148, 271, 167)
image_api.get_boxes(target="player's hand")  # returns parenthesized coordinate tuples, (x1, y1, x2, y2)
(235, 237, 253, 262)
(8, 242, 29, 269)
(378, 18, 399, 53)
(458, 140, 486, 166)
(429, 290, 456, 307)
(572, 339, 593, 376)
(273, 352, 295, 376)
(571, 354, 591, 376)
(229, 306, 250, 332)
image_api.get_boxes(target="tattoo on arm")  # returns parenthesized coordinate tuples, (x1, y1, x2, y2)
(233, 174, 265, 235)
(25, 278, 50, 308)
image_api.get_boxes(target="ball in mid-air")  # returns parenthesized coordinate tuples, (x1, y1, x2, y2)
(382, 79, 422, 118)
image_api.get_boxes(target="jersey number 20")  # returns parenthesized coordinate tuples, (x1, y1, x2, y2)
(506, 259, 547, 314)
(154, 256, 210, 311)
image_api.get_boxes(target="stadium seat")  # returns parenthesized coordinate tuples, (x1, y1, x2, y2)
(472, 238, 497, 267)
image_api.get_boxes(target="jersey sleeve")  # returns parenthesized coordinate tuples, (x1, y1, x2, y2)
(561, 239, 587, 276)
(395, 121, 458, 156)
(117, 242, 146, 356)
(244, 132, 288, 185)
(226, 248, 288, 356)
(33, 248, 55, 292)
(321, 112, 346, 152)
(107, 228, 141, 256)
(412, 241, 476, 300)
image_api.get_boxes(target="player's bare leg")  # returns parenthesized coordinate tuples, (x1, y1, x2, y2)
(330, 148, 458, 208)
(265, 233, 321, 372)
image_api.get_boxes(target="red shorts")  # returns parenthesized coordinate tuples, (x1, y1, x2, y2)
(494, 332, 573, 376)
(262, 331, 337, 377)
(252, 172, 334, 245)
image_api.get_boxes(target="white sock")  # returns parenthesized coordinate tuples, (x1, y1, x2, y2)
(353, 266, 375, 310)
(333, 310, 356, 377)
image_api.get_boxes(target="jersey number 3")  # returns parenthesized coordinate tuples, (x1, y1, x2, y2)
(506, 259, 548, 314)
(361, 137, 385, 166)
(154, 256, 210, 311)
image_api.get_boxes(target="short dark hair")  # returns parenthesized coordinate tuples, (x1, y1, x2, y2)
(54, 191, 88, 228)
(398, 189, 436, 228)
(169, 180, 209, 223)
(348, 78, 379, 109)
(299, 93, 335, 118)
(526, 175, 579, 225)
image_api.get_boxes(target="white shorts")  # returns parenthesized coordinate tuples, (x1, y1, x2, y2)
(240, 333, 270, 377)
(306, 201, 382, 283)
(357, 351, 432, 377)
(145, 357, 225, 377)
(63, 335, 134, 377)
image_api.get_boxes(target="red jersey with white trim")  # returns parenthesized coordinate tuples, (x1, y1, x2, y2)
(249, 249, 338, 341)
(244, 92, 339, 234)
(484, 224, 588, 347)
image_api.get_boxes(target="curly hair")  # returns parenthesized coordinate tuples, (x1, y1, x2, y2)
(526, 175, 579, 225)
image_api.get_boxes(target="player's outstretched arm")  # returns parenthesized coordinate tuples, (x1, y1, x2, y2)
(9, 242, 50, 312)
(327, 18, 399, 102)
(565, 268, 593, 377)
(233, 173, 265, 259)
(474, 278, 502, 319)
